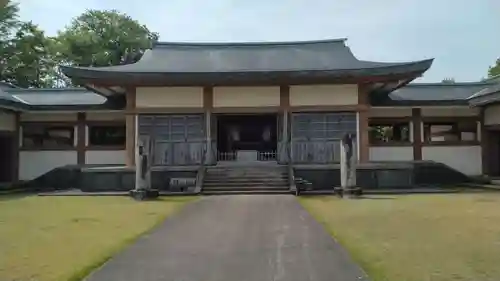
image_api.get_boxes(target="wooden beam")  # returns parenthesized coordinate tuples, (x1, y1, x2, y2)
(280, 85, 290, 111)
(203, 87, 213, 110)
(358, 84, 370, 163)
(203, 87, 214, 164)
(77, 112, 86, 165)
(480, 108, 489, 175)
(12, 112, 20, 182)
(125, 87, 136, 167)
(412, 108, 422, 160)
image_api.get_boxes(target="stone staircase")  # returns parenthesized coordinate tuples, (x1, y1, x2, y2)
(202, 164, 291, 195)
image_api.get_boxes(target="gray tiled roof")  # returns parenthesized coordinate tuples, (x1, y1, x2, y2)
(485, 74, 500, 83)
(7, 88, 106, 105)
(373, 82, 494, 106)
(61, 39, 433, 85)
(0, 87, 124, 111)
(0, 81, 19, 90)
(467, 83, 500, 106)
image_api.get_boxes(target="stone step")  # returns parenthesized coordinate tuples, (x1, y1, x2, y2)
(203, 181, 289, 187)
(206, 171, 288, 176)
(206, 174, 288, 179)
(205, 175, 288, 181)
(208, 167, 287, 170)
(206, 173, 287, 178)
(207, 170, 287, 173)
(204, 165, 289, 194)
(202, 190, 292, 195)
(203, 184, 289, 190)
(204, 177, 288, 182)
(207, 167, 287, 172)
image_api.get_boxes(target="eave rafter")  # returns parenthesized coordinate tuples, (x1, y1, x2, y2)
(82, 82, 126, 97)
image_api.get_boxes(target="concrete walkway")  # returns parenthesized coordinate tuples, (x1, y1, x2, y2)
(85, 195, 369, 281)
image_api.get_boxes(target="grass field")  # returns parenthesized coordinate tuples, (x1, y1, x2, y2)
(300, 193, 500, 281)
(0, 195, 195, 281)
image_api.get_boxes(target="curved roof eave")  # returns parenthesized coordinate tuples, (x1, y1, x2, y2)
(60, 59, 433, 85)
(0, 88, 126, 112)
(467, 84, 500, 107)
(0, 88, 26, 111)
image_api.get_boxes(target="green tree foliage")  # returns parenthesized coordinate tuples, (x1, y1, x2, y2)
(488, 59, 500, 78)
(1, 6, 159, 88)
(56, 10, 159, 67)
(0, 0, 21, 83)
(0, 0, 19, 39)
(0, 1, 56, 88)
(2, 22, 57, 88)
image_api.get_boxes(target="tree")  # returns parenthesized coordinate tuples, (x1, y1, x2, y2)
(488, 59, 500, 78)
(0, 0, 20, 83)
(0, 1, 57, 88)
(1, 22, 58, 88)
(0, 0, 19, 39)
(56, 10, 159, 68)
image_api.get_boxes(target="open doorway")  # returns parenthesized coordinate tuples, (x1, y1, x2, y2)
(216, 114, 277, 161)
(0, 132, 14, 183)
(487, 130, 500, 177)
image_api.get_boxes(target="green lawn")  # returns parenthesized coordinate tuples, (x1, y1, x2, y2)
(300, 193, 500, 281)
(0, 195, 195, 281)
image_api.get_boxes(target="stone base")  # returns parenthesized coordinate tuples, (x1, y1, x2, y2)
(335, 187, 363, 198)
(129, 189, 160, 201)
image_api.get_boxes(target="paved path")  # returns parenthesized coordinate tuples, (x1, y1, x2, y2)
(85, 195, 369, 281)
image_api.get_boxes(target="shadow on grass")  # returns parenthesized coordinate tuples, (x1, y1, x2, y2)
(307, 195, 396, 201)
(356, 196, 396, 200)
(0, 193, 35, 202)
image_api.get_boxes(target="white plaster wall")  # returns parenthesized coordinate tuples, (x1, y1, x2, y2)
(85, 150, 126, 165)
(369, 107, 412, 118)
(369, 146, 414, 161)
(422, 146, 482, 175)
(19, 151, 78, 180)
(21, 113, 77, 122)
(213, 86, 280, 107)
(484, 104, 500, 125)
(0, 111, 15, 131)
(421, 106, 479, 117)
(136, 87, 203, 108)
(289, 84, 358, 106)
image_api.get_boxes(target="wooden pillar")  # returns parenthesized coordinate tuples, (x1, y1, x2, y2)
(357, 84, 370, 163)
(203, 87, 213, 164)
(412, 108, 422, 160)
(280, 86, 290, 163)
(77, 112, 86, 165)
(126, 88, 136, 167)
(480, 108, 489, 175)
(12, 112, 20, 182)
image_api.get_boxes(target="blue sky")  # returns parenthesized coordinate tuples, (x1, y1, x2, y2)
(17, 0, 500, 82)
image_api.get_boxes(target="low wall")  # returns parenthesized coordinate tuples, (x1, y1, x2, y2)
(19, 151, 77, 180)
(422, 146, 481, 175)
(78, 166, 198, 192)
(294, 161, 469, 190)
(294, 163, 414, 190)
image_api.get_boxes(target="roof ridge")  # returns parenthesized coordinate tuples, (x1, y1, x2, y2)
(153, 38, 348, 48)
(407, 82, 493, 87)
